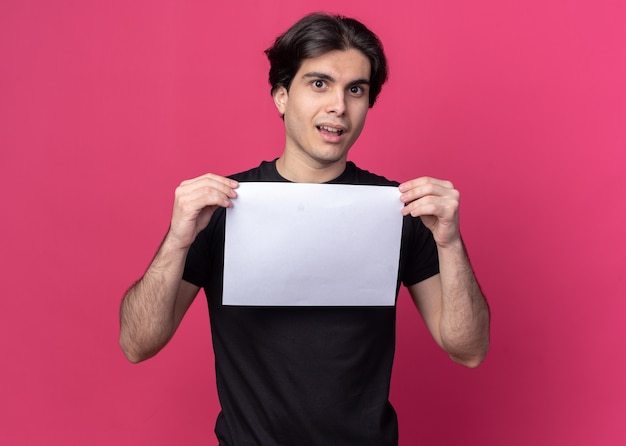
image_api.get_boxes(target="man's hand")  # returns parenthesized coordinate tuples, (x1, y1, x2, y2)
(119, 172, 237, 363)
(400, 176, 490, 367)
(399, 177, 461, 247)
(169, 173, 239, 249)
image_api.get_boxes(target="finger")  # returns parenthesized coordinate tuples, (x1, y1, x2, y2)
(398, 177, 453, 193)
(175, 181, 236, 211)
(179, 174, 239, 200)
(401, 197, 438, 217)
(400, 182, 458, 205)
(401, 196, 459, 220)
(181, 173, 239, 195)
(184, 186, 234, 209)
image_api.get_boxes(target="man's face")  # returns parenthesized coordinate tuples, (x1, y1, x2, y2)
(273, 49, 371, 173)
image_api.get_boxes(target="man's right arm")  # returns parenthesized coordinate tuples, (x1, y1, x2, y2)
(119, 173, 239, 363)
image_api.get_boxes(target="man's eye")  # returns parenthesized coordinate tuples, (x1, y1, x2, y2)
(313, 80, 326, 89)
(350, 86, 363, 95)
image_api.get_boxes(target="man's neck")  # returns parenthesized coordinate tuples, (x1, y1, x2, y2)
(275, 153, 347, 183)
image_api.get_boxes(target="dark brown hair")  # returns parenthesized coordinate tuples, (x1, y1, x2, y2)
(265, 13, 388, 107)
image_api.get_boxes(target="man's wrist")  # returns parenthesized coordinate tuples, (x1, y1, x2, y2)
(436, 234, 464, 252)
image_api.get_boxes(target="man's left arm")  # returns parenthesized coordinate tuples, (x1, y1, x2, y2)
(399, 177, 490, 368)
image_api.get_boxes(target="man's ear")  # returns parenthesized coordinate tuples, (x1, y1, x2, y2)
(272, 86, 288, 116)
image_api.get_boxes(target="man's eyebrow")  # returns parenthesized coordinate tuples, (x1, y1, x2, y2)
(302, 72, 336, 82)
(301, 72, 370, 86)
(348, 78, 371, 87)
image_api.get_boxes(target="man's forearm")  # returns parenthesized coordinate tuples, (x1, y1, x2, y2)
(119, 234, 189, 363)
(437, 238, 490, 367)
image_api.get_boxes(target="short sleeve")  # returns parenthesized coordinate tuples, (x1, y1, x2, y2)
(182, 208, 227, 289)
(399, 215, 439, 287)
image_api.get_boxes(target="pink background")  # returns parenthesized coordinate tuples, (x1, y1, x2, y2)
(1, 0, 625, 444)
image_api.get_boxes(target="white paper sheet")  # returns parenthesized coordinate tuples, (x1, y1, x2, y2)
(223, 182, 404, 306)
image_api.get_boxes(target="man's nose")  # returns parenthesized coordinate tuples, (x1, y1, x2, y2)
(326, 90, 346, 115)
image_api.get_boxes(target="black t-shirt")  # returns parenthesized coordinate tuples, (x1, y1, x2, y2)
(183, 160, 439, 446)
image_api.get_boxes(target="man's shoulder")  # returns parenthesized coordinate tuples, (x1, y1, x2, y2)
(229, 159, 284, 182)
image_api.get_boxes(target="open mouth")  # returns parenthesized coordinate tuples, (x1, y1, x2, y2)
(317, 125, 344, 136)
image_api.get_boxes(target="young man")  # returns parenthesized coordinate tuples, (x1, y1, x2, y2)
(120, 13, 490, 445)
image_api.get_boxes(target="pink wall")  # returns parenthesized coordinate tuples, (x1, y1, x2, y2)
(1, 1, 624, 444)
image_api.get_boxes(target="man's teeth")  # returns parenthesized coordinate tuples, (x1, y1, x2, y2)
(319, 125, 342, 133)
